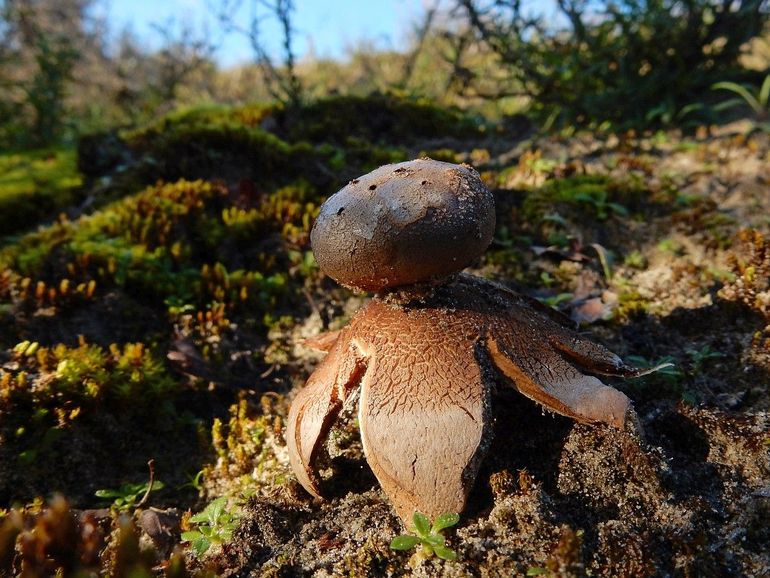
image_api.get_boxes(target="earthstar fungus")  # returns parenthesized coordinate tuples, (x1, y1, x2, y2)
(287, 158, 652, 524)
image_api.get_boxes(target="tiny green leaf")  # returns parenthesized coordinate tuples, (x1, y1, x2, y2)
(207, 496, 228, 522)
(412, 511, 431, 536)
(189, 512, 210, 523)
(608, 202, 628, 216)
(180, 531, 202, 542)
(390, 535, 420, 550)
(526, 567, 551, 576)
(432, 512, 460, 532)
(433, 544, 458, 561)
(423, 533, 446, 547)
(190, 537, 211, 558)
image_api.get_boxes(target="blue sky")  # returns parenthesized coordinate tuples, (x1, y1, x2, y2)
(108, 0, 424, 67)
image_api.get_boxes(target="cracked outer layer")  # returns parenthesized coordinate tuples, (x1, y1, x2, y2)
(287, 275, 645, 523)
(310, 158, 495, 292)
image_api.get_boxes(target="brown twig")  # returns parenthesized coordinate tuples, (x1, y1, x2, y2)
(135, 459, 156, 509)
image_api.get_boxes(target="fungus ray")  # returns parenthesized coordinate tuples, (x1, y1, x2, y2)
(286, 333, 367, 497)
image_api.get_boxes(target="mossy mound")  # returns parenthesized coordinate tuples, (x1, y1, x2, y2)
(78, 95, 480, 200)
(0, 148, 83, 239)
(281, 93, 484, 145)
(0, 340, 202, 505)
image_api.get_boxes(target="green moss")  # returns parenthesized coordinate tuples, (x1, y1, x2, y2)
(128, 103, 276, 136)
(614, 290, 651, 322)
(286, 93, 483, 145)
(523, 175, 643, 224)
(203, 396, 290, 499)
(1, 180, 224, 305)
(2, 340, 177, 423)
(78, 98, 445, 201)
(418, 148, 461, 163)
(0, 147, 82, 239)
(125, 116, 302, 185)
(0, 338, 187, 481)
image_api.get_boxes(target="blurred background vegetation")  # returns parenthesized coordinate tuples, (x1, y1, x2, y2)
(1, 0, 769, 150)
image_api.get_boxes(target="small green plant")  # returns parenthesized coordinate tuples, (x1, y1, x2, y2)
(390, 511, 459, 561)
(686, 345, 725, 372)
(623, 250, 647, 270)
(181, 469, 205, 492)
(181, 497, 240, 558)
(94, 479, 165, 512)
(657, 237, 684, 255)
(574, 189, 628, 220)
(712, 75, 770, 127)
(626, 355, 681, 381)
(537, 292, 574, 309)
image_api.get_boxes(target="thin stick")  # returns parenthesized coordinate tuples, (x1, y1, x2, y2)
(136, 459, 156, 509)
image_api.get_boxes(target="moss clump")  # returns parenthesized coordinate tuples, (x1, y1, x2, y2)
(719, 229, 770, 319)
(0, 338, 202, 503)
(130, 103, 276, 137)
(77, 98, 456, 205)
(0, 179, 311, 323)
(283, 93, 483, 145)
(203, 395, 290, 500)
(614, 289, 651, 322)
(522, 175, 645, 225)
(0, 148, 82, 239)
(0, 339, 179, 456)
(125, 116, 304, 186)
(221, 179, 321, 248)
(0, 180, 229, 310)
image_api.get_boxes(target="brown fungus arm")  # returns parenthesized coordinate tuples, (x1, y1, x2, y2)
(484, 288, 633, 429)
(302, 329, 342, 353)
(353, 301, 491, 523)
(486, 278, 653, 379)
(487, 333, 631, 428)
(286, 332, 367, 498)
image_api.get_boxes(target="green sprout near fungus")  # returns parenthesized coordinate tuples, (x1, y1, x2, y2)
(94, 480, 165, 512)
(390, 511, 459, 561)
(181, 497, 240, 558)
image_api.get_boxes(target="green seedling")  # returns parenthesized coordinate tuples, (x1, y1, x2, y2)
(181, 497, 240, 558)
(657, 238, 684, 255)
(686, 345, 725, 372)
(537, 292, 574, 309)
(180, 469, 205, 492)
(390, 511, 459, 561)
(713, 75, 770, 125)
(95, 480, 165, 512)
(627, 355, 680, 380)
(623, 250, 647, 270)
(573, 189, 628, 220)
